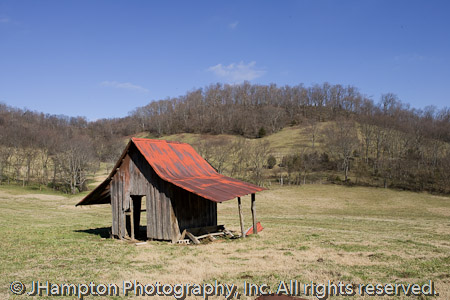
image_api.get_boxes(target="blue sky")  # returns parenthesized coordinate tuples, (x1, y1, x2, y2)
(0, 1, 449, 120)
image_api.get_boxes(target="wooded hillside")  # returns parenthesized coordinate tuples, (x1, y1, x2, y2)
(1, 82, 449, 194)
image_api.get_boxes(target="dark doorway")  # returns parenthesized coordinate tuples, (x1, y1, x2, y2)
(126, 195, 147, 240)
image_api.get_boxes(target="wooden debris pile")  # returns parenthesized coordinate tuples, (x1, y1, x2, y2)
(177, 225, 234, 245)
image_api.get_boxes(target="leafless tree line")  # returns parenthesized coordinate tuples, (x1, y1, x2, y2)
(195, 138, 271, 186)
(128, 82, 374, 137)
(276, 109, 450, 193)
(0, 104, 123, 193)
(1, 82, 449, 194)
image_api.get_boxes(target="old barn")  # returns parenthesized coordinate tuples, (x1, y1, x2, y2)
(76, 138, 265, 243)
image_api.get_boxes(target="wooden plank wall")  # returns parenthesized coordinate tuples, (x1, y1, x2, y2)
(172, 185, 217, 233)
(128, 145, 180, 241)
(110, 172, 126, 238)
(110, 175, 118, 236)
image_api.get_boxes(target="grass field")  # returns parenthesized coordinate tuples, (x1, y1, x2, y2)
(1, 184, 449, 299)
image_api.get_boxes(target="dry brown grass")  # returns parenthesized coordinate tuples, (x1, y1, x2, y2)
(1, 184, 449, 299)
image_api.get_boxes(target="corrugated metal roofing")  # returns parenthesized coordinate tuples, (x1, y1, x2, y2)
(77, 138, 265, 206)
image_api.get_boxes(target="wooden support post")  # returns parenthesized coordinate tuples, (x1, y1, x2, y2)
(238, 197, 245, 238)
(251, 193, 257, 235)
(130, 198, 135, 240)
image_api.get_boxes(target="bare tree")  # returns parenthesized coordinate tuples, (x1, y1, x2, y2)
(229, 138, 250, 179)
(59, 136, 95, 194)
(360, 123, 374, 164)
(248, 140, 271, 185)
(325, 119, 359, 182)
(210, 141, 232, 174)
(196, 139, 232, 174)
(307, 118, 320, 148)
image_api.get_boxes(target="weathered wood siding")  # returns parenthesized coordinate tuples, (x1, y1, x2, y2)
(110, 143, 217, 242)
(171, 185, 217, 233)
(110, 170, 128, 239)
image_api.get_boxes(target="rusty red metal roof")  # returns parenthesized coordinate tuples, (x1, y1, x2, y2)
(77, 138, 265, 206)
(133, 138, 265, 202)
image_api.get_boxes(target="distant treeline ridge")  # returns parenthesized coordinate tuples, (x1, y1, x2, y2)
(0, 82, 449, 194)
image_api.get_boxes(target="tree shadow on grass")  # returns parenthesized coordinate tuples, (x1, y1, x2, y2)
(75, 227, 111, 239)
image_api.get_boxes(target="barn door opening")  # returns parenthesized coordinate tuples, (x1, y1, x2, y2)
(126, 195, 147, 240)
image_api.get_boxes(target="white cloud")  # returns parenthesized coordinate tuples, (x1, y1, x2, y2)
(229, 21, 239, 29)
(394, 53, 426, 63)
(100, 81, 149, 93)
(207, 61, 266, 83)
